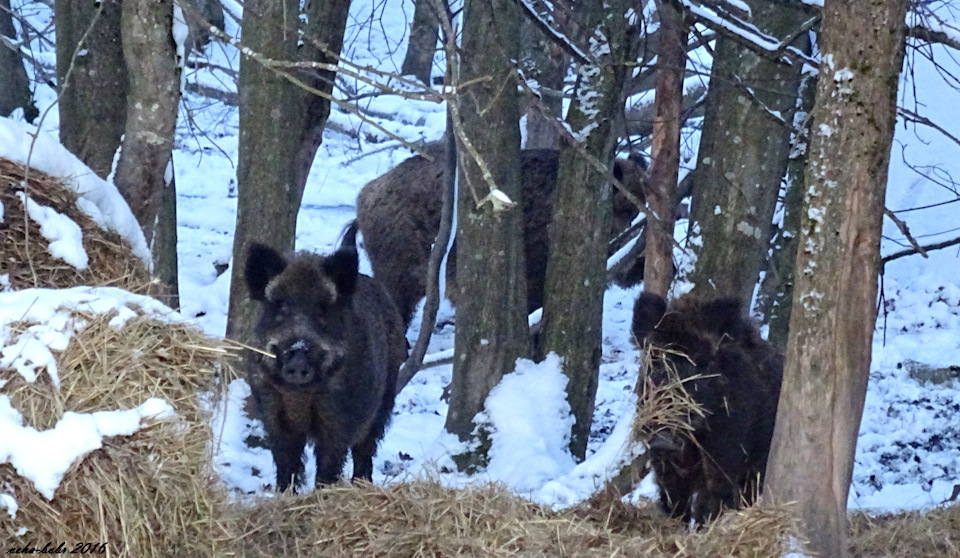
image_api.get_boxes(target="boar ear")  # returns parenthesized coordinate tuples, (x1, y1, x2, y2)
(245, 243, 287, 301)
(699, 297, 747, 337)
(632, 292, 667, 341)
(323, 245, 359, 297)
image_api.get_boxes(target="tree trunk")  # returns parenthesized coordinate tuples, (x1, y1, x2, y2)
(540, 0, 636, 461)
(763, 2, 908, 557)
(0, 0, 37, 121)
(643, 0, 685, 298)
(518, 2, 567, 150)
(154, 172, 180, 308)
(225, 0, 350, 344)
(756, 71, 818, 350)
(683, 1, 810, 305)
(114, 0, 181, 248)
(55, 0, 127, 179)
(400, 0, 439, 84)
(444, 0, 527, 473)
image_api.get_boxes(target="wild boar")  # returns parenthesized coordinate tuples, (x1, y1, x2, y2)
(632, 292, 783, 524)
(243, 225, 405, 492)
(355, 144, 649, 328)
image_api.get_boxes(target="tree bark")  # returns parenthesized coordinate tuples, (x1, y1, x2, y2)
(225, 0, 351, 344)
(763, 2, 908, 557)
(114, 0, 181, 249)
(154, 171, 181, 308)
(643, 0, 685, 298)
(757, 71, 818, 351)
(0, 0, 37, 121)
(683, 1, 810, 304)
(518, 1, 567, 150)
(444, 0, 527, 473)
(540, 0, 636, 461)
(400, 0, 439, 84)
(55, 0, 127, 179)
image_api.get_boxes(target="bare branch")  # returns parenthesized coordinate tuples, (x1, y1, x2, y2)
(884, 207, 928, 259)
(882, 235, 960, 267)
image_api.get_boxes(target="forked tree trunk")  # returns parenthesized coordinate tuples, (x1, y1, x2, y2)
(540, 0, 636, 461)
(226, 0, 351, 344)
(0, 0, 37, 121)
(643, 0, 685, 298)
(684, 0, 810, 305)
(763, 2, 909, 557)
(55, 0, 127, 179)
(444, 0, 528, 473)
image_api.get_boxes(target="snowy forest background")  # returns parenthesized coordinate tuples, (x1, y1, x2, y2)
(1, 1, 959, 557)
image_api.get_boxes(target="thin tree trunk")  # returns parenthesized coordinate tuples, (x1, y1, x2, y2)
(154, 172, 180, 308)
(400, 0, 439, 84)
(684, 0, 810, 305)
(643, 0, 685, 298)
(226, 0, 350, 344)
(763, 2, 908, 557)
(444, 0, 527, 473)
(55, 0, 127, 179)
(757, 71, 818, 350)
(0, 0, 37, 121)
(540, 0, 637, 461)
(114, 0, 181, 248)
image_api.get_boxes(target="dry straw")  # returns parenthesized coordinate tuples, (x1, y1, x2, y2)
(0, 311, 237, 557)
(0, 157, 153, 293)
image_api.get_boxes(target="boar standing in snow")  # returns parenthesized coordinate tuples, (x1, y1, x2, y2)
(243, 225, 405, 492)
(355, 143, 649, 328)
(632, 292, 783, 524)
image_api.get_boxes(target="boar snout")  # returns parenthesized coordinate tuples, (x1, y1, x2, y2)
(280, 347, 315, 385)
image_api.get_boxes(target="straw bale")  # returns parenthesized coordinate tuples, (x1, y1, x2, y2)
(0, 157, 152, 293)
(849, 503, 960, 557)
(1, 310, 235, 557)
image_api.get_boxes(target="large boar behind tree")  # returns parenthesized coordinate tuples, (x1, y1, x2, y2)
(243, 227, 405, 492)
(632, 292, 783, 524)
(356, 143, 649, 327)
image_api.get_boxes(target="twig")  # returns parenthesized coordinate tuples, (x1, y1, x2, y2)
(882, 235, 960, 268)
(883, 208, 928, 259)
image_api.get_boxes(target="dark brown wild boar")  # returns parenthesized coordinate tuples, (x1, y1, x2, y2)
(243, 224, 405, 492)
(355, 144, 649, 328)
(632, 292, 783, 524)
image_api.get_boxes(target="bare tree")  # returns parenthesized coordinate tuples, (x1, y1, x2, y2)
(55, 0, 127, 179)
(225, 0, 352, 344)
(444, 0, 528, 472)
(683, 0, 812, 304)
(763, 2, 909, 557)
(643, 0, 685, 298)
(0, 0, 37, 121)
(400, 0, 439, 84)
(113, 0, 181, 303)
(540, 0, 638, 461)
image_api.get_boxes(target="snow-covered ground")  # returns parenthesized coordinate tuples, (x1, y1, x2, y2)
(1, 0, 958, 521)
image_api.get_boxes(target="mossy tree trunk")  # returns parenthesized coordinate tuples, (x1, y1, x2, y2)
(0, 0, 37, 121)
(55, 0, 127, 179)
(226, 0, 351, 344)
(444, 0, 528, 473)
(683, 1, 811, 305)
(763, 2, 908, 557)
(540, 0, 637, 461)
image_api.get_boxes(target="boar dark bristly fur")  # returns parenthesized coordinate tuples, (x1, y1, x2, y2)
(356, 143, 649, 328)
(243, 226, 405, 492)
(632, 292, 784, 525)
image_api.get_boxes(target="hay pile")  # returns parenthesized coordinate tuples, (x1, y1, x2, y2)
(0, 309, 234, 557)
(849, 504, 960, 557)
(0, 156, 151, 292)
(221, 481, 801, 557)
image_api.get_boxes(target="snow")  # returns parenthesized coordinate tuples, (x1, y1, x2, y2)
(0, 396, 175, 501)
(15, 191, 88, 270)
(1, 0, 958, 541)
